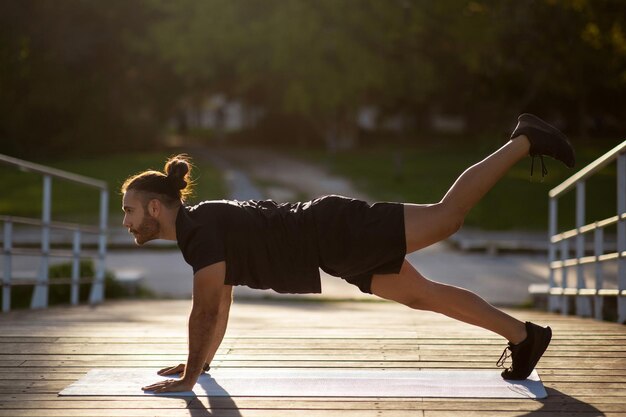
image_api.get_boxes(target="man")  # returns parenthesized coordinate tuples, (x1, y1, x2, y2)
(129, 114, 574, 393)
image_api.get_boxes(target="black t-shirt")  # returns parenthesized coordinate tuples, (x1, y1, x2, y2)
(175, 199, 321, 293)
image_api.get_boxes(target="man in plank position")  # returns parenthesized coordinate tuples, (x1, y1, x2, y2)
(130, 114, 574, 393)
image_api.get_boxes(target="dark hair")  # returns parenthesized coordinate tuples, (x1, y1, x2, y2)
(121, 154, 194, 206)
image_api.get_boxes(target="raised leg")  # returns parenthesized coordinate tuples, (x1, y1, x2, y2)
(371, 260, 527, 344)
(404, 137, 531, 253)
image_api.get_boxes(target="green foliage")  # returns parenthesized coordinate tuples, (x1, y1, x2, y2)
(146, 1, 441, 139)
(145, 0, 626, 139)
(293, 139, 618, 230)
(0, 151, 227, 221)
(481, 1, 626, 134)
(0, 1, 180, 158)
(2, 260, 156, 311)
(1, 0, 624, 155)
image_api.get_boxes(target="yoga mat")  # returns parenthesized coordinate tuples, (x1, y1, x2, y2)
(59, 368, 547, 399)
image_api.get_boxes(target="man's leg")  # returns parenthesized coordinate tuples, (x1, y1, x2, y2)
(371, 260, 527, 344)
(371, 260, 553, 380)
(383, 115, 572, 379)
(403, 113, 575, 254)
(403, 136, 531, 253)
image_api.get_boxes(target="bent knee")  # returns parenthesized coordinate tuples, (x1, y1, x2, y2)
(406, 294, 440, 311)
(403, 279, 439, 311)
(406, 298, 429, 310)
(404, 280, 454, 314)
(451, 215, 464, 235)
(437, 202, 465, 237)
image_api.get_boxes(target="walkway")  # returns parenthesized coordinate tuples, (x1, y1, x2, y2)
(199, 146, 370, 202)
(0, 299, 623, 416)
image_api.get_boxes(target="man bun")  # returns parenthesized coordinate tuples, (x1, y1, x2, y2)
(121, 153, 195, 206)
(165, 157, 190, 191)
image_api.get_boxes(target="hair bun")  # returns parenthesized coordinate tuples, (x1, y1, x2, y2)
(121, 154, 194, 205)
(164, 156, 191, 191)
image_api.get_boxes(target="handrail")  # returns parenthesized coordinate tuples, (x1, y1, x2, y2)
(550, 213, 625, 243)
(550, 141, 626, 198)
(1, 153, 108, 312)
(546, 140, 626, 323)
(0, 215, 100, 234)
(0, 154, 107, 189)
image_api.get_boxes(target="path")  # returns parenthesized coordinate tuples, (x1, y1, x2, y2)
(96, 244, 549, 305)
(0, 299, 623, 416)
(194, 146, 370, 202)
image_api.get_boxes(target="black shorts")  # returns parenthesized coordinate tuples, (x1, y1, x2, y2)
(310, 195, 407, 294)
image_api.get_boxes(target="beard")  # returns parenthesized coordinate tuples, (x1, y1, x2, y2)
(130, 213, 160, 245)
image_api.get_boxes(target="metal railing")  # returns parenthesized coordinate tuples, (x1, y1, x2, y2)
(0, 154, 108, 312)
(548, 140, 626, 322)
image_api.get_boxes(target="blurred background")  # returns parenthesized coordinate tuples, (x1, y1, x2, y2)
(1, 0, 624, 306)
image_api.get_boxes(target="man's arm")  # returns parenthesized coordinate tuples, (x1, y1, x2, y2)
(203, 284, 233, 369)
(142, 261, 228, 393)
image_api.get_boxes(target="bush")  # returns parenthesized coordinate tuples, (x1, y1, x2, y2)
(1, 259, 155, 311)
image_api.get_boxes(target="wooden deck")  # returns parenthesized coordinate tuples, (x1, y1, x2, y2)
(0, 299, 624, 416)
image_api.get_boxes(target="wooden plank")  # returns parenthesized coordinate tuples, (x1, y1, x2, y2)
(2, 351, 626, 363)
(5, 342, 622, 355)
(14, 359, 626, 370)
(0, 410, 397, 417)
(1, 378, 625, 397)
(0, 338, 59, 343)
(3, 367, 626, 378)
(424, 413, 626, 417)
(1, 394, 626, 408)
(0, 355, 190, 361)
(46, 335, 626, 344)
(0, 361, 24, 367)
(11, 359, 493, 367)
(0, 370, 625, 383)
(0, 407, 624, 417)
(0, 398, 606, 412)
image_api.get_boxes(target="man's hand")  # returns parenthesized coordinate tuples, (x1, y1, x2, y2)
(157, 362, 210, 377)
(142, 376, 196, 394)
(157, 363, 186, 376)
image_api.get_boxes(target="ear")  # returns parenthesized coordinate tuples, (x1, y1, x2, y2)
(147, 199, 161, 218)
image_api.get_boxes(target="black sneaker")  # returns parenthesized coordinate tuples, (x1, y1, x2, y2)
(498, 321, 552, 380)
(511, 113, 576, 171)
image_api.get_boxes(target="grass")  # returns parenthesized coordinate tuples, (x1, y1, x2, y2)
(290, 137, 619, 231)
(2, 139, 618, 231)
(0, 151, 227, 224)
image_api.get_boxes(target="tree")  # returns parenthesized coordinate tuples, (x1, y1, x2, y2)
(0, 1, 179, 158)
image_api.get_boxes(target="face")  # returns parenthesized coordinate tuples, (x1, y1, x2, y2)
(122, 190, 160, 245)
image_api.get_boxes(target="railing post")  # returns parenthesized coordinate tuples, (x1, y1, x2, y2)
(71, 229, 81, 306)
(1, 153, 109, 314)
(2, 220, 13, 313)
(575, 181, 592, 316)
(617, 152, 626, 323)
(32, 175, 51, 309)
(548, 197, 559, 312)
(89, 188, 108, 304)
(594, 225, 604, 320)
(560, 239, 569, 315)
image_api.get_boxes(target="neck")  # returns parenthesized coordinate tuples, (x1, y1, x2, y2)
(159, 205, 181, 241)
